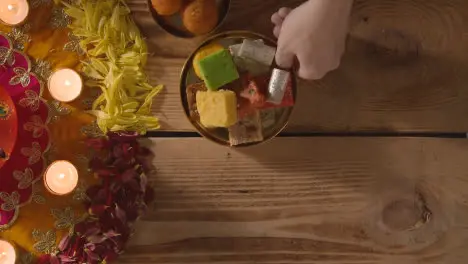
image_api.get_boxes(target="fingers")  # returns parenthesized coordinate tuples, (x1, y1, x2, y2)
(275, 47, 295, 69)
(297, 59, 341, 80)
(278, 7, 292, 18)
(271, 13, 283, 25)
(271, 7, 291, 26)
(298, 67, 326, 80)
(272, 7, 292, 39)
(273, 26, 281, 38)
(271, 12, 284, 38)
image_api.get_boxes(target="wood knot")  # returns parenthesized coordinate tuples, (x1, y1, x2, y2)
(363, 185, 449, 250)
(382, 197, 432, 232)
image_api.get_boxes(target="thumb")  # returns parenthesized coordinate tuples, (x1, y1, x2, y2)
(298, 66, 324, 80)
(296, 52, 326, 80)
(275, 45, 295, 69)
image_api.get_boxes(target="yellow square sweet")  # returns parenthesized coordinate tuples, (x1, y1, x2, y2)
(196, 90, 238, 128)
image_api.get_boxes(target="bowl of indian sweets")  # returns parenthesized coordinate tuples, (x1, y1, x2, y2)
(148, 0, 230, 38)
(180, 31, 297, 147)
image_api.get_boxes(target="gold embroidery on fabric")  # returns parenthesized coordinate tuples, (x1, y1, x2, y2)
(24, 115, 46, 138)
(50, 7, 71, 29)
(21, 142, 42, 165)
(9, 67, 31, 87)
(48, 100, 72, 123)
(19, 90, 40, 112)
(51, 207, 77, 230)
(32, 59, 52, 81)
(32, 229, 57, 254)
(7, 24, 31, 51)
(0, 47, 15, 66)
(64, 32, 85, 56)
(0, 191, 20, 211)
(32, 184, 46, 205)
(81, 122, 104, 138)
(31, 0, 53, 9)
(73, 181, 89, 202)
(13, 168, 34, 189)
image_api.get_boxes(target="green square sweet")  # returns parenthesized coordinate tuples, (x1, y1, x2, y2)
(198, 49, 240, 90)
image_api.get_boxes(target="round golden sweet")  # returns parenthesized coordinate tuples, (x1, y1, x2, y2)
(151, 0, 182, 16)
(182, 0, 219, 35)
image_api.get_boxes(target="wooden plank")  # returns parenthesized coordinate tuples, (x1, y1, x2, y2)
(129, 0, 468, 133)
(121, 137, 468, 264)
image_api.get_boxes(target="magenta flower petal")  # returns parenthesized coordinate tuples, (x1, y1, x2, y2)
(53, 134, 155, 263)
(89, 205, 109, 216)
(58, 234, 71, 251)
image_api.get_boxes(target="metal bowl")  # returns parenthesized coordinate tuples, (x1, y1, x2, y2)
(180, 31, 297, 147)
(147, 0, 231, 38)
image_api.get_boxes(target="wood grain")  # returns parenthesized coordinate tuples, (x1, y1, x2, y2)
(128, 0, 468, 132)
(121, 137, 468, 264)
(128, 0, 468, 133)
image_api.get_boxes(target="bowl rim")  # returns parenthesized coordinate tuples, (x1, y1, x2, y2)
(146, 0, 232, 39)
(179, 30, 298, 148)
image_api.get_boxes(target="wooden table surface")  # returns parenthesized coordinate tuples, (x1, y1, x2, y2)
(123, 0, 468, 263)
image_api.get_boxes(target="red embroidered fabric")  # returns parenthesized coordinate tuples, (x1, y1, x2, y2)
(0, 33, 50, 230)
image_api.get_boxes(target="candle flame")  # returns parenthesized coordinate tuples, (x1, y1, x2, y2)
(64, 80, 71, 86)
(58, 173, 65, 179)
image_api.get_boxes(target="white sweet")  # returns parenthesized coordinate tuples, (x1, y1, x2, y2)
(229, 40, 264, 57)
(229, 44, 242, 56)
(238, 39, 276, 66)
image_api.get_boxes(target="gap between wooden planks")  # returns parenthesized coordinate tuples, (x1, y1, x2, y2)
(121, 137, 468, 264)
(128, 0, 468, 133)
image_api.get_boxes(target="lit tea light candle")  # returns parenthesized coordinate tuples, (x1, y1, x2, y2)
(48, 69, 83, 103)
(44, 160, 79, 196)
(0, 0, 29, 26)
(0, 240, 15, 264)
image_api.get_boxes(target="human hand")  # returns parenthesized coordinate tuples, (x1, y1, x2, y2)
(271, 0, 353, 80)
